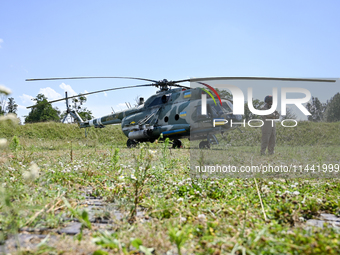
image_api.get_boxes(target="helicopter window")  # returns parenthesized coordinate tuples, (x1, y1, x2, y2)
(196, 106, 202, 116)
(175, 114, 179, 121)
(210, 105, 223, 117)
(194, 105, 213, 119)
(148, 95, 171, 107)
(222, 101, 233, 112)
(161, 95, 169, 103)
(164, 116, 169, 122)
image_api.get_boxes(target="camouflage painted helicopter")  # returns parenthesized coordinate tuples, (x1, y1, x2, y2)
(27, 76, 241, 148)
(26, 76, 330, 148)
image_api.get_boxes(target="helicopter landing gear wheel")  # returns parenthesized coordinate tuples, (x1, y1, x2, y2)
(127, 139, 137, 148)
(199, 141, 210, 149)
(172, 139, 182, 149)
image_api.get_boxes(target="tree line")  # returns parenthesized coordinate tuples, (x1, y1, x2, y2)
(0, 96, 18, 115)
(0, 93, 93, 123)
(305, 93, 340, 122)
(215, 89, 340, 122)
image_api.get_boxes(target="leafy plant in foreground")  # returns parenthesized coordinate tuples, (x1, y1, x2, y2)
(9, 135, 20, 151)
(129, 145, 153, 222)
(168, 225, 191, 255)
(111, 147, 120, 170)
(92, 231, 127, 253)
(131, 237, 155, 255)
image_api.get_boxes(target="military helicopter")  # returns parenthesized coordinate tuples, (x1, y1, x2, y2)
(26, 76, 332, 149)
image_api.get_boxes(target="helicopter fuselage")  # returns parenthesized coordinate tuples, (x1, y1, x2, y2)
(79, 87, 242, 145)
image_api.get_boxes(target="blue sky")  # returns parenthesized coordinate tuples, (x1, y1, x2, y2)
(1, 0, 339, 122)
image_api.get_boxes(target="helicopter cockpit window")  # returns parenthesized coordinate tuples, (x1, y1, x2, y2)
(212, 105, 225, 117)
(222, 101, 233, 112)
(211, 102, 233, 116)
(148, 94, 171, 107)
(194, 104, 214, 119)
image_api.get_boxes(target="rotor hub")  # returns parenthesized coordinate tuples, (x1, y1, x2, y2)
(156, 79, 175, 91)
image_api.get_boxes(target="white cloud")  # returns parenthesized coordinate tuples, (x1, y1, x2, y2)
(17, 105, 27, 110)
(115, 103, 128, 111)
(59, 83, 78, 97)
(39, 87, 61, 100)
(19, 94, 34, 105)
(0, 39, 3, 48)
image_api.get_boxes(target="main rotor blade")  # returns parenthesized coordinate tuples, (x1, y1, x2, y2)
(26, 76, 158, 83)
(173, 77, 336, 83)
(26, 84, 154, 109)
(26, 76, 337, 83)
(170, 83, 191, 89)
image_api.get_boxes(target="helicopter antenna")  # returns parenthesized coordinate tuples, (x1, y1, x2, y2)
(111, 107, 115, 113)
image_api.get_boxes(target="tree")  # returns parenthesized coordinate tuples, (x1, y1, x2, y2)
(0, 96, 18, 116)
(61, 94, 94, 122)
(25, 94, 60, 123)
(305, 97, 326, 122)
(244, 99, 265, 121)
(215, 88, 232, 101)
(324, 92, 340, 122)
(77, 107, 93, 121)
(71, 95, 93, 121)
(281, 107, 297, 120)
(6, 97, 18, 114)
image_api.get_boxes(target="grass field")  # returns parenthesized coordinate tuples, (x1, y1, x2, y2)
(1, 121, 340, 254)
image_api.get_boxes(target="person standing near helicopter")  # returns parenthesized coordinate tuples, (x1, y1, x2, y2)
(261, 95, 280, 155)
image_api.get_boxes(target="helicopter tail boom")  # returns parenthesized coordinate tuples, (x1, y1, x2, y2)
(79, 114, 122, 128)
(79, 107, 141, 128)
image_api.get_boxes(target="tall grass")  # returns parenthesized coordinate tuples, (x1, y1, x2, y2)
(227, 121, 340, 146)
(0, 122, 127, 147)
(1, 120, 340, 254)
(0, 121, 339, 149)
